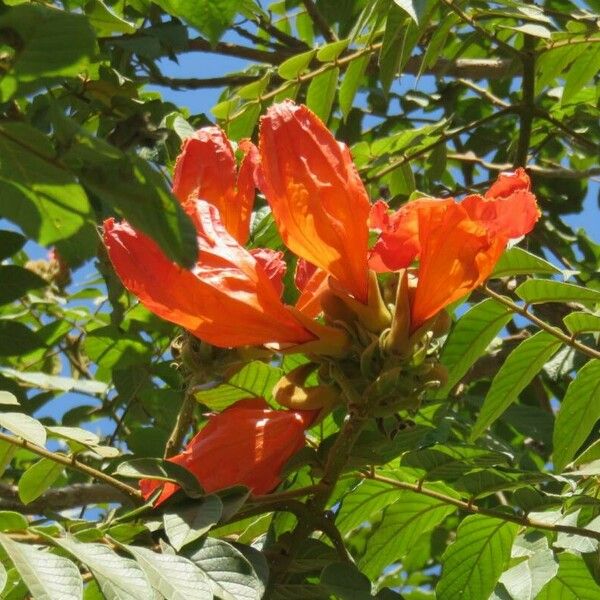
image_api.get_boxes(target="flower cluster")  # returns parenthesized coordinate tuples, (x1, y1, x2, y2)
(104, 101, 539, 504)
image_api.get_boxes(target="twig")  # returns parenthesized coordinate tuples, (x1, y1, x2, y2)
(533, 108, 600, 154)
(482, 286, 600, 360)
(0, 431, 142, 503)
(515, 35, 536, 167)
(456, 78, 509, 108)
(363, 472, 600, 542)
(439, 0, 521, 58)
(0, 482, 132, 514)
(255, 17, 310, 50)
(447, 152, 600, 179)
(267, 365, 368, 588)
(163, 392, 196, 459)
(300, 0, 338, 42)
(365, 106, 516, 181)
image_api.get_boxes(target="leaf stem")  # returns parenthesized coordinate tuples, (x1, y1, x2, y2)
(482, 286, 600, 360)
(163, 392, 196, 459)
(363, 471, 600, 542)
(0, 431, 143, 503)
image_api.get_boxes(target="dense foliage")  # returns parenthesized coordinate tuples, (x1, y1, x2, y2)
(0, 0, 599, 598)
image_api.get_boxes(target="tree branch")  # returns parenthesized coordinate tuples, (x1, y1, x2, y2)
(439, 0, 521, 58)
(163, 392, 196, 459)
(300, 0, 338, 42)
(447, 152, 600, 179)
(0, 482, 132, 514)
(0, 431, 143, 503)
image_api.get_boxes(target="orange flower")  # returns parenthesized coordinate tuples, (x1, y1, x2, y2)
(104, 201, 315, 348)
(172, 127, 258, 244)
(140, 399, 317, 505)
(258, 102, 370, 304)
(370, 169, 540, 330)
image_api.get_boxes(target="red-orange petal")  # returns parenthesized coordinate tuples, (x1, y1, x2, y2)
(172, 127, 255, 244)
(484, 167, 530, 198)
(369, 198, 453, 272)
(462, 190, 540, 240)
(103, 202, 314, 348)
(140, 398, 318, 505)
(410, 202, 504, 330)
(258, 102, 370, 303)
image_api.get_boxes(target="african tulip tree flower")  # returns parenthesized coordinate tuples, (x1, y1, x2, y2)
(105, 201, 321, 349)
(140, 399, 318, 505)
(258, 102, 371, 304)
(172, 127, 258, 244)
(370, 167, 540, 331)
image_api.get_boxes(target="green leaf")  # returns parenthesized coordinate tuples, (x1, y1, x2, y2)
(185, 537, 265, 600)
(0, 412, 46, 446)
(85, 326, 152, 370)
(498, 549, 558, 600)
(434, 299, 513, 399)
(378, 6, 407, 93)
(51, 536, 152, 600)
(0, 230, 25, 260)
(471, 332, 563, 441)
(46, 426, 100, 449)
(0, 4, 96, 101)
(0, 321, 42, 356)
(316, 39, 349, 62)
(436, 515, 518, 600)
(226, 102, 261, 140)
(277, 50, 316, 80)
(154, 0, 239, 45)
(360, 490, 455, 577)
(0, 265, 48, 305)
(401, 445, 510, 481)
(491, 248, 562, 278)
(336, 479, 400, 535)
(18, 459, 63, 504)
(0, 368, 108, 395)
(115, 458, 204, 499)
(306, 67, 339, 123)
(0, 533, 82, 600)
(393, 0, 423, 23)
(320, 563, 372, 600)
(339, 54, 369, 119)
(0, 440, 16, 478)
(563, 311, 600, 335)
(515, 280, 600, 305)
(0, 122, 91, 245)
(194, 361, 283, 411)
(85, 0, 136, 35)
(163, 495, 223, 551)
(123, 544, 212, 599)
(0, 391, 19, 406)
(0, 512, 28, 532)
(562, 45, 600, 105)
(537, 552, 600, 599)
(553, 359, 600, 471)
(555, 511, 600, 553)
(53, 112, 197, 268)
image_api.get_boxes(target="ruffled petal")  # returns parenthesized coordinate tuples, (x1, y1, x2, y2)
(172, 127, 255, 244)
(369, 199, 452, 272)
(484, 167, 530, 198)
(410, 202, 504, 330)
(462, 190, 539, 240)
(250, 247, 286, 297)
(140, 398, 318, 505)
(258, 101, 370, 303)
(103, 202, 314, 348)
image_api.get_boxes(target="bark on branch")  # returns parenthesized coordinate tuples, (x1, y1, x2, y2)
(0, 482, 132, 514)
